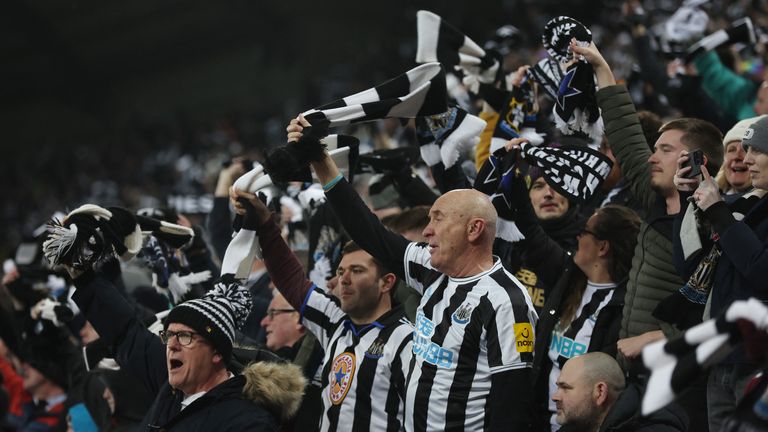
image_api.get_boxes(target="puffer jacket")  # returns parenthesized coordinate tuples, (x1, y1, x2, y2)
(71, 270, 306, 431)
(597, 85, 685, 341)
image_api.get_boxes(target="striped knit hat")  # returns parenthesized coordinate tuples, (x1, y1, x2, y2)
(165, 281, 252, 363)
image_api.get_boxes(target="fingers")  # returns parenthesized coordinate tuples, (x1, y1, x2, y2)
(504, 137, 529, 151)
(229, 187, 245, 215)
(286, 115, 313, 142)
(674, 173, 697, 186)
(570, 39, 605, 66)
(701, 164, 712, 181)
(511, 66, 531, 86)
(676, 165, 692, 177)
(286, 117, 304, 142)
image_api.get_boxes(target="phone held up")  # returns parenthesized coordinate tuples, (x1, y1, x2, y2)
(685, 149, 704, 179)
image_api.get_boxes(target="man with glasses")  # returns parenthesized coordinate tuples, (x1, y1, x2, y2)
(260, 292, 304, 352)
(231, 191, 413, 432)
(66, 259, 306, 430)
(260, 291, 326, 431)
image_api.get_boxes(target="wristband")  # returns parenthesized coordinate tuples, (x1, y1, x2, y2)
(323, 173, 344, 191)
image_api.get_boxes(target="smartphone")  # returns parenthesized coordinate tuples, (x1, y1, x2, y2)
(685, 149, 704, 178)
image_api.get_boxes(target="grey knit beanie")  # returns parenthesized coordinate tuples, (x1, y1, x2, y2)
(742, 115, 768, 153)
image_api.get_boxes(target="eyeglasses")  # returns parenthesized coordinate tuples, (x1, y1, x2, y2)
(579, 227, 602, 240)
(159, 330, 199, 346)
(265, 308, 297, 319)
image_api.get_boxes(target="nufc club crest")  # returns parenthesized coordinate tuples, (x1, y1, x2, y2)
(330, 352, 356, 405)
(452, 301, 476, 325)
(365, 338, 385, 359)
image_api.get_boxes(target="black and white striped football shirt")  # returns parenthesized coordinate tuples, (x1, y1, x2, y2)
(403, 242, 538, 431)
(301, 286, 413, 432)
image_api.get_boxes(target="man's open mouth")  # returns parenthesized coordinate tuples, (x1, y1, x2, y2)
(170, 359, 183, 370)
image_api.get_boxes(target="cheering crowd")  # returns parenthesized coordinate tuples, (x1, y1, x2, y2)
(3, 1, 768, 431)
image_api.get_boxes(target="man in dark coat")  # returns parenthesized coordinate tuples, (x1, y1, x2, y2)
(68, 266, 306, 431)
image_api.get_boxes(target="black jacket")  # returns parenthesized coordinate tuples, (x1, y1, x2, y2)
(71, 271, 305, 431)
(142, 374, 274, 431)
(599, 383, 688, 432)
(506, 171, 625, 429)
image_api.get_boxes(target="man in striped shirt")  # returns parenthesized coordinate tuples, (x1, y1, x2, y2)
(288, 116, 538, 431)
(232, 191, 413, 431)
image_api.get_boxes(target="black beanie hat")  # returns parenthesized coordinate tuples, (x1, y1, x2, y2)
(165, 280, 251, 363)
(19, 327, 71, 390)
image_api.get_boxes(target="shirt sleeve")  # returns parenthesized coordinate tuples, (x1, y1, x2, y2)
(299, 286, 348, 350)
(324, 178, 411, 278)
(485, 291, 535, 373)
(403, 242, 443, 295)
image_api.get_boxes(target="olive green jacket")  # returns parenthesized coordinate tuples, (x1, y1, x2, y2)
(597, 85, 684, 341)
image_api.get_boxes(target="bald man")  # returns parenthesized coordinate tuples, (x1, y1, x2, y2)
(289, 117, 537, 432)
(554, 353, 688, 432)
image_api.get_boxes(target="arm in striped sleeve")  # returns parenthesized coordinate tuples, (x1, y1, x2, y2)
(325, 178, 411, 279)
(305, 131, 411, 278)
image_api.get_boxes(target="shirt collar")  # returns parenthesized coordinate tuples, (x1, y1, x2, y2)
(179, 372, 235, 411)
(343, 305, 406, 336)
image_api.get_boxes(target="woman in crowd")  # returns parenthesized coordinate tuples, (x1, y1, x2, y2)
(503, 137, 641, 431)
(671, 115, 768, 430)
(716, 116, 765, 197)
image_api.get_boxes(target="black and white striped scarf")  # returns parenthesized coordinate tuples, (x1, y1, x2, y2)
(642, 298, 768, 416)
(416, 106, 486, 169)
(42, 205, 193, 271)
(474, 143, 612, 242)
(533, 16, 603, 140)
(518, 142, 613, 202)
(301, 62, 447, 127)
(226, 137, 358, 283)
(528, 57, 564, 101)
(474, 146, 525, 242)
(415, 10, 500, 93)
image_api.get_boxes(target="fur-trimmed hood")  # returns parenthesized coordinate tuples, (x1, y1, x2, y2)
(242, 361, 307, 422)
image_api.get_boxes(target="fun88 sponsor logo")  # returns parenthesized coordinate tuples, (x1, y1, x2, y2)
(413, 312, 454, 368)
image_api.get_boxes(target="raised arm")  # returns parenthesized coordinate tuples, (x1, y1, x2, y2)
(232, 190, 313, 310)
(482, 140, 571, 287)
(692, 52, 758, 119)
(70, 270, 168, 396)
(287, 116, 412, 278)
(572, 41, 657, 212)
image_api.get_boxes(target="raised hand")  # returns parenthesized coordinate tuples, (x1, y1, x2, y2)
(286, 115, 311, 142)
(692, 166, 722, 210)
(673, 149, 700, 192)
(569, 39, 616, 88)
